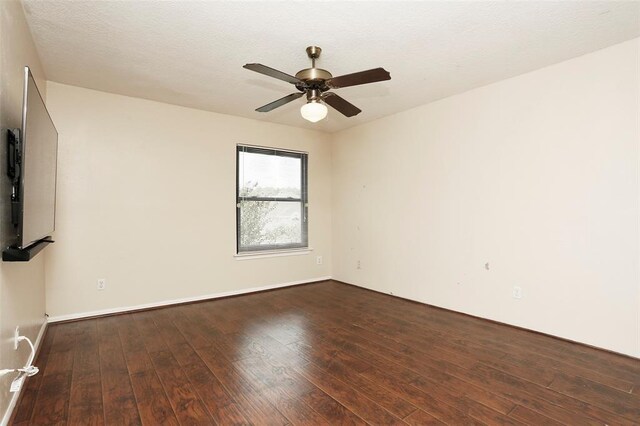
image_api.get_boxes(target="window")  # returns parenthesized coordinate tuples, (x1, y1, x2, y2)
(236, 145, 308, 253)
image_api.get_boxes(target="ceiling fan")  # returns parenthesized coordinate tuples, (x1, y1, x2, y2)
(243, 46, 391, 123)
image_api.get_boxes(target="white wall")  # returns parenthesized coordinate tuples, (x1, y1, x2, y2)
(44, 82, 332, 320)
(331, 39, 640, 357)
(0, 1, 48, 423)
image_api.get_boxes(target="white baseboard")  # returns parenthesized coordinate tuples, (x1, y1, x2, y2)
(1, 317, 48, 426)
(47, 276, 332, 323)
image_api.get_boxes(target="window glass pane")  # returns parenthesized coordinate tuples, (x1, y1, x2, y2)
(238, 151, 301, 198)
(239, 200, 302, 247)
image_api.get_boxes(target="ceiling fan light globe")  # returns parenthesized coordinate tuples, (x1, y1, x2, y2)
(301, 101, 328, 122)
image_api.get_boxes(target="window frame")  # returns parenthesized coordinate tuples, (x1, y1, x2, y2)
(236, 145, 308, 254)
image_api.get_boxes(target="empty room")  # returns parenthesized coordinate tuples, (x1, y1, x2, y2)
(1, 0, 639, 424)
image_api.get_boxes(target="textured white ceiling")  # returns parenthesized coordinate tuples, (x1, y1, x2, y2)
(22, 1, 640, 133)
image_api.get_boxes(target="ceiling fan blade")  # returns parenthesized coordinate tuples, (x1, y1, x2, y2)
(322, 92, 362, 117)
(255, 92, 304, 112)
(243, 63, 302, 84)
(326, 67, 391, 89)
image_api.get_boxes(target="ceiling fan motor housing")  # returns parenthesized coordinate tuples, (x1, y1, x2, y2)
(296, 46, 332, 93)
(295, 68, 332, 91)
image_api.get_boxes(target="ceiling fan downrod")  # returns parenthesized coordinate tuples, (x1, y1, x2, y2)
(306, 46, 321, 68)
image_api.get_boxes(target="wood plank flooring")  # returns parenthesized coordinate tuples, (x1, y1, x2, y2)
(11, 280, 640, 425)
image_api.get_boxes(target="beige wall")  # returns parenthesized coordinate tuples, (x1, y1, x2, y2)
(44, 82, 332, 319)
(331, 39, 640, 357)
(0, 0, 48, 422)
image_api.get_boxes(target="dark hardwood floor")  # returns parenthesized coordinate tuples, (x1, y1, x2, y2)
(11, 280, 640, 425)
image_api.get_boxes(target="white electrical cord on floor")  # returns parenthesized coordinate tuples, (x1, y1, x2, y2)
(0, 335, 39, 393)
(0, 365, 39, 377)
(18, 335, 36, 370)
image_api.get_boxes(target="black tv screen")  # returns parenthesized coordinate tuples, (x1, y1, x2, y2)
(16, 67, 58, 248)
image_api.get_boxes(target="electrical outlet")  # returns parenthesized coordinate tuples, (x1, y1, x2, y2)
(97, 279, 106, 291)
(14, 326, 19, 350)
(513, 286, 522, 299)
(357, 260, 361, 270)
(316, 256, 323, 265)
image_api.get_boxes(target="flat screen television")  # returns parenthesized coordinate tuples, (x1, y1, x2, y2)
(7, 67, 58, 250)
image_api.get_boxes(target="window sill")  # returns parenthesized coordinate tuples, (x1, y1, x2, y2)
(234, 247, 313, 261)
